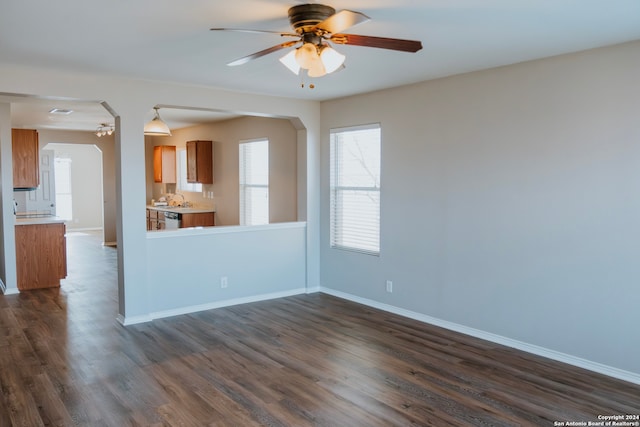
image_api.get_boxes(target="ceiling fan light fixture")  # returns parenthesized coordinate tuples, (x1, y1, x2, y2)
(144, 107, 172, 136)
(279, 50, 300, 75)
(295, 42, 320, 69)
(319, 45, 345, 74)
(307, 60, 327, 78)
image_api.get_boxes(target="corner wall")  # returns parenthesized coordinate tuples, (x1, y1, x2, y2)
(320, 41, 640, 377)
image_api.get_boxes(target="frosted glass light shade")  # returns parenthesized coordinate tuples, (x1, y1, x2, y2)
(295, 43, 319, 69)
(279, 50, 300, 75)
(320, 46, 345, 74)
(144, 108, 171, 136)
(307, 60, 327, 78)
(279, 43, 345, 78)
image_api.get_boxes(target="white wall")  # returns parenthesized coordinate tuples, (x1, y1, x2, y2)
(0, 104, 17, 293)
(144, 223, 306, 320)
(0, 63, 321, 321)
(320, 41, 640, 377)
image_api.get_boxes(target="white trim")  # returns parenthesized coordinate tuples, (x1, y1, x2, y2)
(116, 313, 153, 326)
(102, 241, 117, 247)
(66, 227, 103, 232)
(118, 288, 308, 325)
(0, 280, 19, 295)
(319, 287, 640, 386)
(146, 221, 306, 239)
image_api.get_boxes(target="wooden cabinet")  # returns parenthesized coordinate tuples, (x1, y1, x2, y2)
(12, 129, 40, 189)
(146, 209, 165, 230)
(146, 209, 154, 230)
(186, 140, 213, 184)
(15, 222, 67, 290)
(153, 145, 176, 183)
(147, 208, 214, 230)
(181, 212, 215, 228)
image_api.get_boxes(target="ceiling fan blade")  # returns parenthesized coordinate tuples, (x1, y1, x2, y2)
(330, 34, 423, 53)
(210, 28, 298, 38)
(227, 41, 299, 67)
(314, 10, 370, 34)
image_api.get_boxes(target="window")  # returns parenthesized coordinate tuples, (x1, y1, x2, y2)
(239, 139, 269, 225)
(177, 149, 202, 193)
(330, 124, 381, 255)
(54, 157, 73, 221)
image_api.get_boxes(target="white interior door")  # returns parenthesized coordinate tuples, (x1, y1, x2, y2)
(25, 149, 56, 215)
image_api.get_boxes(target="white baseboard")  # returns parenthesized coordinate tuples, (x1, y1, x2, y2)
(320, 287, 640, 386)
(305, 285, 321, 294)
(102, 241, 117, 247)
(0, 280, 19, 295)
(117, 313, 153, 326)
(117, 287, 308, 326)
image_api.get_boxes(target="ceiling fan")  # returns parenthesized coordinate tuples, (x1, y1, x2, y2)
(211, 3, 423, 78)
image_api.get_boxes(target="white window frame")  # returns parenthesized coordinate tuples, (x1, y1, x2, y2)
(330, 123, 381, 255)
(176, 148, 202, 193)
(239, 138, 269, 226)
(54, 157, 73, 221)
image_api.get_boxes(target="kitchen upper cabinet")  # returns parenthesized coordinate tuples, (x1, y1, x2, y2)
(186, 140, 213, 184)
(153, 145, 176, 183)
(12, 128, 40, 189)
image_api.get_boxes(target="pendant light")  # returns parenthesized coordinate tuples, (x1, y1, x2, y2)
(144, 107, 172, 136)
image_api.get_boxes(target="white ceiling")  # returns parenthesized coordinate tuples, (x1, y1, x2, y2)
(2, 0, 640, 131)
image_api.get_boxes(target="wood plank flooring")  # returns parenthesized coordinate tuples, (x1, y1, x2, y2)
(1, 230, 638, 426)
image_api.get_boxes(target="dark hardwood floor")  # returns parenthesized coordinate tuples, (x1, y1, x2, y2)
(1, 230, 638, 426)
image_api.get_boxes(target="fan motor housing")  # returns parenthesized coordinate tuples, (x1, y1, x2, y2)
(288, 4, 335, 33)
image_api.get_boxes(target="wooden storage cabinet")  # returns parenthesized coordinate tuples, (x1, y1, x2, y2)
(186, 140, 213, 184)
(12, 128, 40, 189)
(15, 222, 67, 290)
(181, 212, 215, 228)
(146, 209, 165, 230)
(153, 145, 176, 183)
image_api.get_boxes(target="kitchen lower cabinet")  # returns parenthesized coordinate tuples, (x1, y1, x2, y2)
(181, 212, 215, 228)
(15, 222, 67, 290)
(147, 209, 165, 230)
(147, 208, 214, 230)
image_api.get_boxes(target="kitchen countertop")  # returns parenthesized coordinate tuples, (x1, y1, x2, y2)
(147, 205, 216, 214)
(15, 215, 66, 226)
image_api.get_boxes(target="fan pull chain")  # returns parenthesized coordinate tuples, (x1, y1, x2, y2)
(299, 72, 315, 89)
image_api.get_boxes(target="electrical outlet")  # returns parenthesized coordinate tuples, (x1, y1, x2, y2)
(386, 280, 393, 293)
(220, 276, 228, 288)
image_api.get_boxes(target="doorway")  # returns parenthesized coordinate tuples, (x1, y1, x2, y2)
(45, 143, 104, 233)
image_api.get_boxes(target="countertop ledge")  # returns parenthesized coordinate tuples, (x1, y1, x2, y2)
(16, 216, 66, 226)
(147, 205, 216, 214)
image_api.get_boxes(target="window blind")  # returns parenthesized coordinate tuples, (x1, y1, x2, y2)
(330, 124, 381, 255)
(239, 139, 269, 226)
